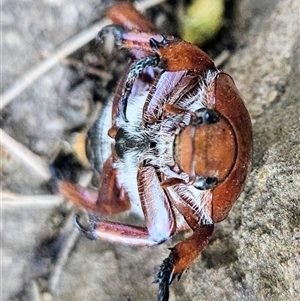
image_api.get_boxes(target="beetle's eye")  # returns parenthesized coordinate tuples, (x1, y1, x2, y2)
(204, 110, 219, 124)
(193, 176, 218, 190)
(192, 109, 219, 126)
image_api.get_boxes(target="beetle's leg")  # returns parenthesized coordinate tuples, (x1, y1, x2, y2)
(59, 181, 100, 212)
(74, 209, 175, 247)
(103, 3, 215, 71)
(119, 55, 159, 121)
(59, 156, 131, 215)
(74, 215, 159, 246)
(70, 165, 177, 246)
(74, 216, 174, 246)
(149, 37, 216, 73)
(163, 103, 188, 115)
(155, 225, 214, 301)
(59, 180, 131, 215)
(107, 2, 158, 32)
(98, 25, 165, 56)
(138, 166, 177, 242)
(143, 71, 199, 125)
(160, 177, 186, 188)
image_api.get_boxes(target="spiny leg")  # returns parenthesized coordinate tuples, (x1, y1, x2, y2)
(106, 2, 158, 32)
(154, 256, 173, 301)
(155, 225, 214, 301)
(75, 215, 160, 246)
(73, 166, 177, 246)
(58, 156, 131, 215)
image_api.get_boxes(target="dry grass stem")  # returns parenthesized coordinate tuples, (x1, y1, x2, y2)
(214, 50, 230, 68)
(0, 0, 165, 110)
(48, 213, 81, 292)
(0, 128, 52, 181)
(1, 192, 63, 205)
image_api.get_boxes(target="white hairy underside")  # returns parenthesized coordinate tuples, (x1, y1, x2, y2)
(96, 70, 218, 225)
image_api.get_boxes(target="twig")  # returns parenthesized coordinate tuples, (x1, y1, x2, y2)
(0, 128, 51, 181)
(0, 20, 109, 110)
(0, 0, 165, 110)
(134, 0, 165, 11)
(48, 211, 81, 292)
(214, 50, 230, 68)
(1, 192, 63, 203)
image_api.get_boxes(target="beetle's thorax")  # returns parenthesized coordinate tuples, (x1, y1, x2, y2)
(111, 69, 224, 224)
(114, 92, 175, 167)
(116, 69, 227, 174)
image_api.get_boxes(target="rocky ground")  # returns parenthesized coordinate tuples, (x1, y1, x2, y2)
(1, 0, 299, 301)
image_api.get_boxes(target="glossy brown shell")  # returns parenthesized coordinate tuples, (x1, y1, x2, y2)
(175, 116, 237, 182)
(210, 73, 252, 222)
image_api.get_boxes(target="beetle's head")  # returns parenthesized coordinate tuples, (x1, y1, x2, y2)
(174, 108, 237, 190)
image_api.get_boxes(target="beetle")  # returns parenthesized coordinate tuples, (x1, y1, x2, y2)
(59, 2, 252, 301)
